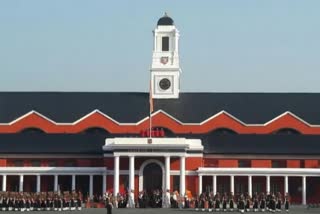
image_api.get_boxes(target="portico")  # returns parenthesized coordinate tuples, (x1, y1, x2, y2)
(104, 137, 203, 202)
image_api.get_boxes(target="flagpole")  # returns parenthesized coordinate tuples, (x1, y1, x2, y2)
(149, 79, 153, 139)
(149, 108, 152, 139)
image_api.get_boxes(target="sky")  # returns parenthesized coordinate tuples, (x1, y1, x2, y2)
(0, 0, 319, 92)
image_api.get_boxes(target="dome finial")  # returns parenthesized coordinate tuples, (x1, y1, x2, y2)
(157, 13, 174, 26)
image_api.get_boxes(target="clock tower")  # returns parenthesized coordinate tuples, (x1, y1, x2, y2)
(151, 13, 181, 99)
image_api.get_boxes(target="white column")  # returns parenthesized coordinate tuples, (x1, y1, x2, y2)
(19, 175, 24, 192)
(230, 175, 234, 194)
(89, 175, 93, 199)
(198, 175, 202, 196)
(284, 176, 288, 194)
(213, 175, 217, 195)
(165, 156, 170, 191)
(266, 175, 270, 193)
(129, 156, 135, 208)
(54, 175, 58, 192)
(2, 175, 6, 191)
(129, 156, 135, 201)
(102, 174, 107, 194)
(114, 156, 120, 196)
(36, 175, 41, 193)
(72, 175, 76, 191)
(248, 175, 252, 197)
(302, 176, 306, 205)
(180, 156, 186, 196)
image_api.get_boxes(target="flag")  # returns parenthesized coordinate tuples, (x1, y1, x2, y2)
(149, 81, 154, 113)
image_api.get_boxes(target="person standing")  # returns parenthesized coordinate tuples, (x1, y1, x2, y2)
(284, 193, 290, 212)
(106, 198, 112, 214)
(127, 190, 135, 208)
(163, 189, 171, 208)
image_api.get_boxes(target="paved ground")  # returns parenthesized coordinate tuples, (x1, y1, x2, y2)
(15, 207, 320, 213)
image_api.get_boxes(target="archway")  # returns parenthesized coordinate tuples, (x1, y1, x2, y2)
(143, 163, 163, 193)
(139, 159, 165, 193)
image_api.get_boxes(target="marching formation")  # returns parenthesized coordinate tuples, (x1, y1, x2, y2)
(0, 191, 82, 211)
(192, 192, 290, 213)
(103, 190, 291, 213)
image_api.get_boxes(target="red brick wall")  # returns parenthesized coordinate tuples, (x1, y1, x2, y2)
(304, 160, 318, 168)
(251, 160, 271, 168)
(287, 160, 300, 168)
(186, 176, 198, 196)
(204, 158, 218, 167)
(218, 160, 238, 167)
(0, 159, 6, 166)
(186, 157, 203, 170)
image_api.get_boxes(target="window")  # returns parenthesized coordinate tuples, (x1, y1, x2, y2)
(14, 160, 23, 167)
(173, 175, 180, 192)
(253, 183, 262, 193)
(272, 160, 286, 168)
(273, 128, 300, 135)
(271, 183, 280, 193)
(162, 37, 169, 51)
(48, 160, 57, 167)
(238, 160, 251, 168)
(210, 128, 237, 135)
(218, 183, 229, 194)
(65, 160, 76, 167)
(31, 160, 41, 167)
(235, 183, 245, 194)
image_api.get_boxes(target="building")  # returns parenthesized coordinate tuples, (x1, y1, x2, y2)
(0, 13, 319, 205)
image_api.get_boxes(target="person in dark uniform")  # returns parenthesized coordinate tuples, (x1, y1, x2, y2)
(214, 192, 220, 211)
(208, 193, 214, 212)
(2, 195, 8, 211)
(266, 192, 271, 211)
(284, 193, 290, 212)
(269, 194, 276, 213)
(106, 198, 112, 214)
(194, 195, 199, 211)
(260, 192, 266, 212)
(276, 192, 282, 212)
(245, 193, 251, 212)
(238, 194, 245, 213)
(229, 192, 234, 212)
(222, 192, 227, 211)
(252, 192, 259, 212)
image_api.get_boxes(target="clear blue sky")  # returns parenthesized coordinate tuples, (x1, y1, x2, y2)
(0, 0, 319, 92)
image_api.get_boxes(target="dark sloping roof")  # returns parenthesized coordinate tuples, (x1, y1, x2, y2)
(0, 133, 319, 155)
(201, 134, 320, 155)
(0, 134, 106, 154)
(1, 92, 320, 124)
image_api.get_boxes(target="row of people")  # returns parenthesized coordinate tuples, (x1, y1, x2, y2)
(102, 189, 290, 212)
(194, 192, 290, 212)
(0, 191, 82, 211)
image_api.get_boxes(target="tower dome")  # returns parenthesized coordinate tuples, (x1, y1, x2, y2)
(157, 13, 174, 26)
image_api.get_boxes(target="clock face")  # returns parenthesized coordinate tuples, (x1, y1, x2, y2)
(159, 78, 171, 90)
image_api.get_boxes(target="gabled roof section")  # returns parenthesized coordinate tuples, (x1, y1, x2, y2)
(1, 92, 320, 127)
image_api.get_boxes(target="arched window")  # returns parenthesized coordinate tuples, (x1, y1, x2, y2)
(20, 127, 46, 134)
(273, 128, 301, 135)
(81, 127, 110, 136)
(209, 128, 238, 135)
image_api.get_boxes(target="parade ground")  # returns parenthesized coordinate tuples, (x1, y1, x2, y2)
(16, 207, 320, 214)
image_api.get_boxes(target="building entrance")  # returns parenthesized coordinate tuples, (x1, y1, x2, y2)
(143, 162, 162, 194)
